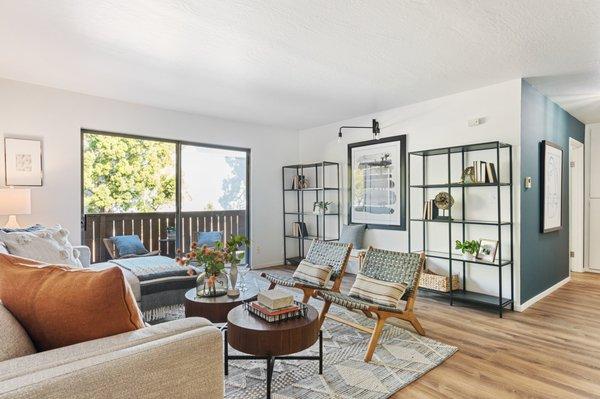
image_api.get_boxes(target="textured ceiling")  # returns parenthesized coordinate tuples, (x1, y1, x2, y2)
(0, 0, 599, 128)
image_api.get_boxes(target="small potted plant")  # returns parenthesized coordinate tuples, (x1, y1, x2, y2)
(455, 239, 480, 260)
(313, 201, 332, 215)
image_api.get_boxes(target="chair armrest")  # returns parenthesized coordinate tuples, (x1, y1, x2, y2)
(0, 318, 223, 399)
(73, 245, 91, 268)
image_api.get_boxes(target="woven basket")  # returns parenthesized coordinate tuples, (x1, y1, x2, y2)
(419, 269, 460, 292)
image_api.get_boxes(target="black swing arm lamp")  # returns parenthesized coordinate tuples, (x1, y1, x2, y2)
(337, 119, 380, 142)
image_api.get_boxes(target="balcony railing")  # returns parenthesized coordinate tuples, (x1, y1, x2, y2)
(83, 210, 247, 263)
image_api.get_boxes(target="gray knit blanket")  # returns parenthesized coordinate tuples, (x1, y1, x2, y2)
(109, 256, 188, 281)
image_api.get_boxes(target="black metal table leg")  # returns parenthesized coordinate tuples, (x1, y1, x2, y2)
(319, 330, 323, 375)
(266, 356, 275, 399)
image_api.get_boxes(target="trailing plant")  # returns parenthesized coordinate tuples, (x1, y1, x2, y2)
(455, 239, 480, 255)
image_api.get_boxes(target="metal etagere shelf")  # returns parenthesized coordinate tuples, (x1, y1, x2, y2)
(408, 141, 514, 317)
(282, 162, 341, 266)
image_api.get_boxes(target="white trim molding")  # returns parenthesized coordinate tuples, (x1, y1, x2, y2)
(515, 276, 570, 312)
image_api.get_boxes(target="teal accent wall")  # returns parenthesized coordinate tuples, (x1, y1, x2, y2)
(520, 80, 585, 303)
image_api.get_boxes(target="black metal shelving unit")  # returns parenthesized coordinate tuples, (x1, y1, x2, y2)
(408, 141, 514, 317)
(282, 162, 341, 266)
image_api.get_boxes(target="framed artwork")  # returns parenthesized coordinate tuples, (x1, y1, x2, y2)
(476, 239, 499, 262)
(4, 137, 43, 186)
(347, 135, 406, 230)
(541, 140, 563, 233)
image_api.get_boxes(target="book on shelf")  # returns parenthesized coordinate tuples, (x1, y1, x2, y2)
(472, 161, 497, 183)
(291, 221, 309, 237)
(422, 200, 439, 220)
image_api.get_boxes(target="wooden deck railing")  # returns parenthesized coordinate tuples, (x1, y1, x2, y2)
(83, 210, 247, 263)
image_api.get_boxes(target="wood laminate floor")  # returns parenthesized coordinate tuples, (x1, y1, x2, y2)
(258, 267, 600, 399)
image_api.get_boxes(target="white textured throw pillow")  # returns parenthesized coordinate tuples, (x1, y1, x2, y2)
(349, 274, 407, 308)
(0, 225, 82, 268)
(292, 259, 333, 286)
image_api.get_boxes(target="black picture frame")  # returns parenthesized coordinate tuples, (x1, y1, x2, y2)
(540, 140, 563, 233)
(347, 134, 406, 230)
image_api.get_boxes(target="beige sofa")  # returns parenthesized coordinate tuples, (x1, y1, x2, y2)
(0, 304, 224, 399)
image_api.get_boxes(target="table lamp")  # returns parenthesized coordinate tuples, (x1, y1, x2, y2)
(0, 188, 31, 228)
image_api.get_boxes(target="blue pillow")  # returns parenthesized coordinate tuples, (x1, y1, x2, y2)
(112, 235, 148, 257)
(339, 224, 366, 250)
(197, 231, 223, 247)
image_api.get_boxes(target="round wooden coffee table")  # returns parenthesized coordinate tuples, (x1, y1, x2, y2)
(225, 303, 322, 399)
(184, 272, 260, 323)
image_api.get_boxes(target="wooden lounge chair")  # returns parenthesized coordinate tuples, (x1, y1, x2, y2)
(261, 240, 352, 303)
(317, 248, 426, 362)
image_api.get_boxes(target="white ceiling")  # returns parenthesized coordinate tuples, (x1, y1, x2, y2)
(0, 0, 599, 129)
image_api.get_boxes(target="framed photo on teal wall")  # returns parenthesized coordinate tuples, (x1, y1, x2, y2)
(541, 140, 563, 233)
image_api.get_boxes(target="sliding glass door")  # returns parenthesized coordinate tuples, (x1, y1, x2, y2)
(180, 144, 249, 262)
(81, 131, 250, 263)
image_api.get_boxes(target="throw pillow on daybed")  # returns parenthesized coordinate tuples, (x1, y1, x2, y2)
(0, 253, 144, 351)
(0, 225, 82, 267)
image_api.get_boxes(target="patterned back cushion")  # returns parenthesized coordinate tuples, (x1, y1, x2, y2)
(305, 240, 352, 280)
(349, 274, 408, 308)
(292, 259, 333, 287)
(112, 235, 148, 257)
(361, 249, 422, 296)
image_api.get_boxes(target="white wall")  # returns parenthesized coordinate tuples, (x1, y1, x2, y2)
(0, 78, 298, 268)
(299, 79, 522, 301)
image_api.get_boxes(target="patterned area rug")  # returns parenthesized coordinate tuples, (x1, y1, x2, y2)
(153, 280, 457, 398)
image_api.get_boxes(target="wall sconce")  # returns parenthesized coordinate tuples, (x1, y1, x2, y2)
(338, 119, 380, 142)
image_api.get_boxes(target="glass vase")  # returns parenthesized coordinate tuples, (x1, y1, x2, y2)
(196, 270, 228, 297)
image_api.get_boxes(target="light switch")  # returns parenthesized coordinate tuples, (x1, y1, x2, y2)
(524, 177, 532, 189)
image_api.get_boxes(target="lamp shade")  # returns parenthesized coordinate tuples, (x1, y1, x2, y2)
(0, 189, 31, 215)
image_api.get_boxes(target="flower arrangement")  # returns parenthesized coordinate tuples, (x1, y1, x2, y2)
(176, 235, 249, 296)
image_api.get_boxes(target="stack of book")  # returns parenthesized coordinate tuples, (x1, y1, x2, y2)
(291, 221, 308, 237)
(473, 161, 498, 183)
(422, 200, 439, 220)
(247, 290, 305, 322)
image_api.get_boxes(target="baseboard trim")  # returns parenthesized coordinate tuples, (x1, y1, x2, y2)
(515, 276, 570, 312)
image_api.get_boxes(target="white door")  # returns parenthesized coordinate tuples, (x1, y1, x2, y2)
(569, 139, 584, 272)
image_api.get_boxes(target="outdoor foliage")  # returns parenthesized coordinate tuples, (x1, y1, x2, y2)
(219, 156, 246, 210)
(83, 134, 176, 213)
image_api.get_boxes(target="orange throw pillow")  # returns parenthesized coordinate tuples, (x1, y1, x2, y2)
(0, 253, 144, 351)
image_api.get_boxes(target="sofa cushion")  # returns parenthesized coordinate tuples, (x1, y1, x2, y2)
(0, 224, 44, 233)
(0, 254, 144, 351)
(0, 303, 36, 362)
(339, 224, 366, 250)
(0, 225, 82, 267)
(292, 259, 333, 287)
(111, 235, 149, 257)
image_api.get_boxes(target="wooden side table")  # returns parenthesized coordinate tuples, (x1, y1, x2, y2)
(225, 304, 322, 399)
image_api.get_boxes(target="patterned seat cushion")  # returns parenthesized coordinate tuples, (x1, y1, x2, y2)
(317, 290, 404, 313)
(261, 272, 333, 290)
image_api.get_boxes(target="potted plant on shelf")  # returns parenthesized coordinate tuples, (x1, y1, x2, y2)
(313, 201, 332, 215)
(455, 239, 480, 260)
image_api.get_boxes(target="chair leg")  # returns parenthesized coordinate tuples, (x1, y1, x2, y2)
(301, 289, 312, 304)
(318, 301, 332, 329)
(409, 315, 426, 336)
(268, 282, 276, 290)
(364, 314, 387, 363)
